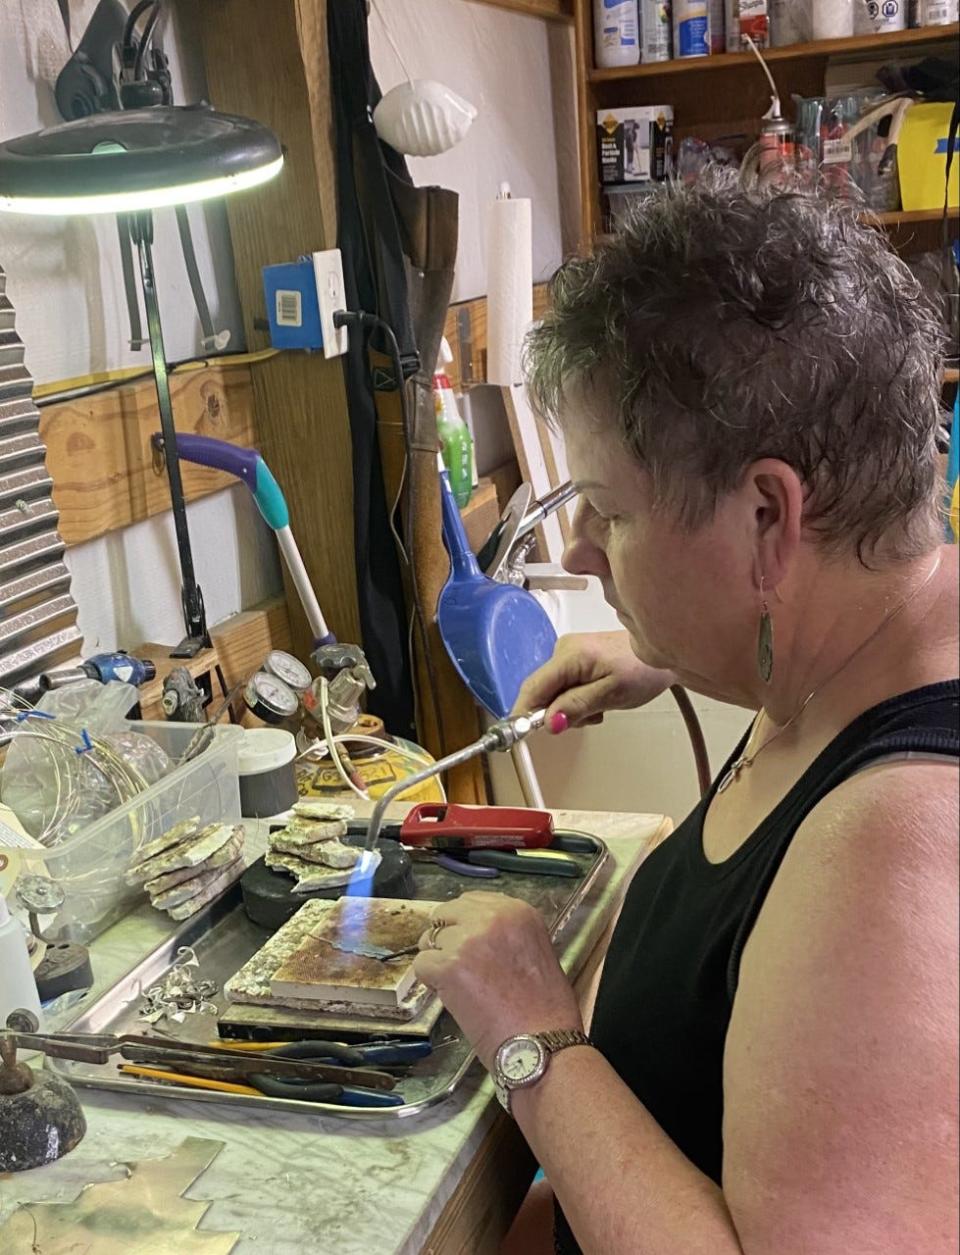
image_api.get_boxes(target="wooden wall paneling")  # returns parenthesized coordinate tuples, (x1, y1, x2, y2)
(40, 363, 256, 547)
(209, 596, 293, 691)
(196, 0, 360, 665)
(135, 595, 293, 722)
(573, 0, 600, 244)
(464, 0, 573, 22)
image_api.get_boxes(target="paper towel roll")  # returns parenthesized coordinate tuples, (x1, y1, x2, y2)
(486, 189, 533, 387)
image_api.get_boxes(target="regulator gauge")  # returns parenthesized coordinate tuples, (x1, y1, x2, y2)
(244, 671, 299, 725)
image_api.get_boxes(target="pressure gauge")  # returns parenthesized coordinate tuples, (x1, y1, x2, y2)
(244, 671, 300, 725)
(263, 649, 311, 694)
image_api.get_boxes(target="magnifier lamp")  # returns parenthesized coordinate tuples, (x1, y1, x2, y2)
(0, 104, 283, 657)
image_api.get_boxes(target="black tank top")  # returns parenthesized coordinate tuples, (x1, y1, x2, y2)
(554, 681, 960, 1255)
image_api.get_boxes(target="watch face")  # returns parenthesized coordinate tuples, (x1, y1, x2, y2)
(497, 1035, 545, 1087)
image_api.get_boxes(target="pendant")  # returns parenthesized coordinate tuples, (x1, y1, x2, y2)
(717, 757, 746, 793)
(757, 608, 774, 684)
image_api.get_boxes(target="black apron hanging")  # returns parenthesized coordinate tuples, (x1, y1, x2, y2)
(328, 0, 420, 738)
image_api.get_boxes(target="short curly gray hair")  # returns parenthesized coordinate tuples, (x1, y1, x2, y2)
(525, 176, 945, 562)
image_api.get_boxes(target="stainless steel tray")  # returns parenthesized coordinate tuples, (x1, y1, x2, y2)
(48, 833, 610, 1121)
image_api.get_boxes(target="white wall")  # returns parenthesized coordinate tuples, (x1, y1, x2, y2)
(0, 0, 282, 652)
(368, 1, 580, 474)
(368, 0, 580, 302)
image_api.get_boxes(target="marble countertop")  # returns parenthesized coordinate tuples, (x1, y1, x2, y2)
(0, 809, 668, 1255)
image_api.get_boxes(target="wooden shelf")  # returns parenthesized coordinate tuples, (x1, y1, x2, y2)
(945, 369, 960, 384)
(868, 207, 960, 225)
(465, 0, 572, 21)
(596, 206, 958, 248)
(588, 23, 959, 83)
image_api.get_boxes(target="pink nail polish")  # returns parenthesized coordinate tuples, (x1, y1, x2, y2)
(549, 712, 569, 735)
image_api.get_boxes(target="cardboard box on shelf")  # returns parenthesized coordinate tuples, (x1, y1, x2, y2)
(596, 105, 674, 185)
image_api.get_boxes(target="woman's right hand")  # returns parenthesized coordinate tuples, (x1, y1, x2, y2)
(514, 631, 674, 731)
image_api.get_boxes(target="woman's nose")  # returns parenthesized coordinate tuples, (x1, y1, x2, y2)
(562, 502, 610, 579)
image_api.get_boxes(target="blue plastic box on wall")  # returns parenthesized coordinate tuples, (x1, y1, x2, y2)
(262, 258, 324, 350)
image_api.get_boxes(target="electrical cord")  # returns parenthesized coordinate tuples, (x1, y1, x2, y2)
(333, 309, 448, 760)
(122, 0, 160, 63)
(318, 677, 370, 801)
(669, 685, 712, 799)
(133, 2, 163, 80)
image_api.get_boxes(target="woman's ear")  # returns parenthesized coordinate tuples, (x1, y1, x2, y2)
(742, 459, 804, 591)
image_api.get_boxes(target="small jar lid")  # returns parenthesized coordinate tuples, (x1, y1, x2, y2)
(237, 728, 297, 776)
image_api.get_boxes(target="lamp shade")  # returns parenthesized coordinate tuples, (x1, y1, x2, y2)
(0, 105, 283, 216)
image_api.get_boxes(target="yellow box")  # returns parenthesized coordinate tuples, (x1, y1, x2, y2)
(897, 103, 959, 212)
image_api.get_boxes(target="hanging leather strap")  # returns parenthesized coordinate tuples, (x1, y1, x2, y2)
(57, 0, 71, 44)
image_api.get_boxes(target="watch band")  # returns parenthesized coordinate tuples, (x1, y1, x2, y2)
(534, 1028, 592, 1055)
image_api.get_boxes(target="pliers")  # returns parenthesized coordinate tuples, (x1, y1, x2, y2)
(410, 847, 582, 878)
(212, 1038, 431, 1106)
(124, 1038, 431, 1107)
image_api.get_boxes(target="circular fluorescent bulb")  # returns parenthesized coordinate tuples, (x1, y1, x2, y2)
(0, 104, 283, 216)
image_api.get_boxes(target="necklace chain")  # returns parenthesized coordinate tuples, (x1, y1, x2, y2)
(716, 554, 943, 794)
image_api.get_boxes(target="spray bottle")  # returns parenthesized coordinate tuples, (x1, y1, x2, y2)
(434, 337, 474, 510)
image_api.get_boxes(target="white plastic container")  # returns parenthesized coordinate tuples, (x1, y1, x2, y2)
(812, 0, 854, 36)
(238, 727, 298, 819)
(674, 0, 712, 54)
(0, 891, 42, 1028)
(771, 0, 809, 44)
(16, 721, 243, 943)
(911, 0, 958, 21)
(594, 0, 641, 67)
(855, 0, 906, 30)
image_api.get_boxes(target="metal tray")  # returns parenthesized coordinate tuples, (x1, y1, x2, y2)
(47, 832, 610, 1121)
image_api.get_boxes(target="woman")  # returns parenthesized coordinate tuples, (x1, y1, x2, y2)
(413, 178, 959, 1254)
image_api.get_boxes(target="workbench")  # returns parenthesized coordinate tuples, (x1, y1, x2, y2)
(0, 809, 670, 1255)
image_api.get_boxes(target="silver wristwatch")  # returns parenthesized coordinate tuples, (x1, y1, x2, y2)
(493, 1029, 592, 1113)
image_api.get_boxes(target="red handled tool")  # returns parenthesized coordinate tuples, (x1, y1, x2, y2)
(351, 803, 555, 851)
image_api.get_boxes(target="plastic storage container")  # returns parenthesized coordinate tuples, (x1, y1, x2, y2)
(16, 721, 243, 943)
(594, 0, 641, 67)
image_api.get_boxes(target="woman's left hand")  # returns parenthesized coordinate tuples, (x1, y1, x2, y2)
(413, 892, 583, 1071)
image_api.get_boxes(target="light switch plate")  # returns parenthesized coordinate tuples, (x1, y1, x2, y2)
(311, 248, 349, 359)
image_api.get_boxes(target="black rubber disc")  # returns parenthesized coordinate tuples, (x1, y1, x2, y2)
(34, 942, 94, 1002)
(240, 836, 415, 931)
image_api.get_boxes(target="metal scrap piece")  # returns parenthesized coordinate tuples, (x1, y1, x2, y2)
(0, 1136, 239, 1254)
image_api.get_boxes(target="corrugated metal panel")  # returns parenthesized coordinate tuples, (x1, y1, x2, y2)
(0, 265, 82, 696)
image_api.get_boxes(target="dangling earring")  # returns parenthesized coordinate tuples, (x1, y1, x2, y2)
(757, 576, 774, 684)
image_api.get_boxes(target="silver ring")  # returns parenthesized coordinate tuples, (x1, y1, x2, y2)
(427, 920, 447, 950)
